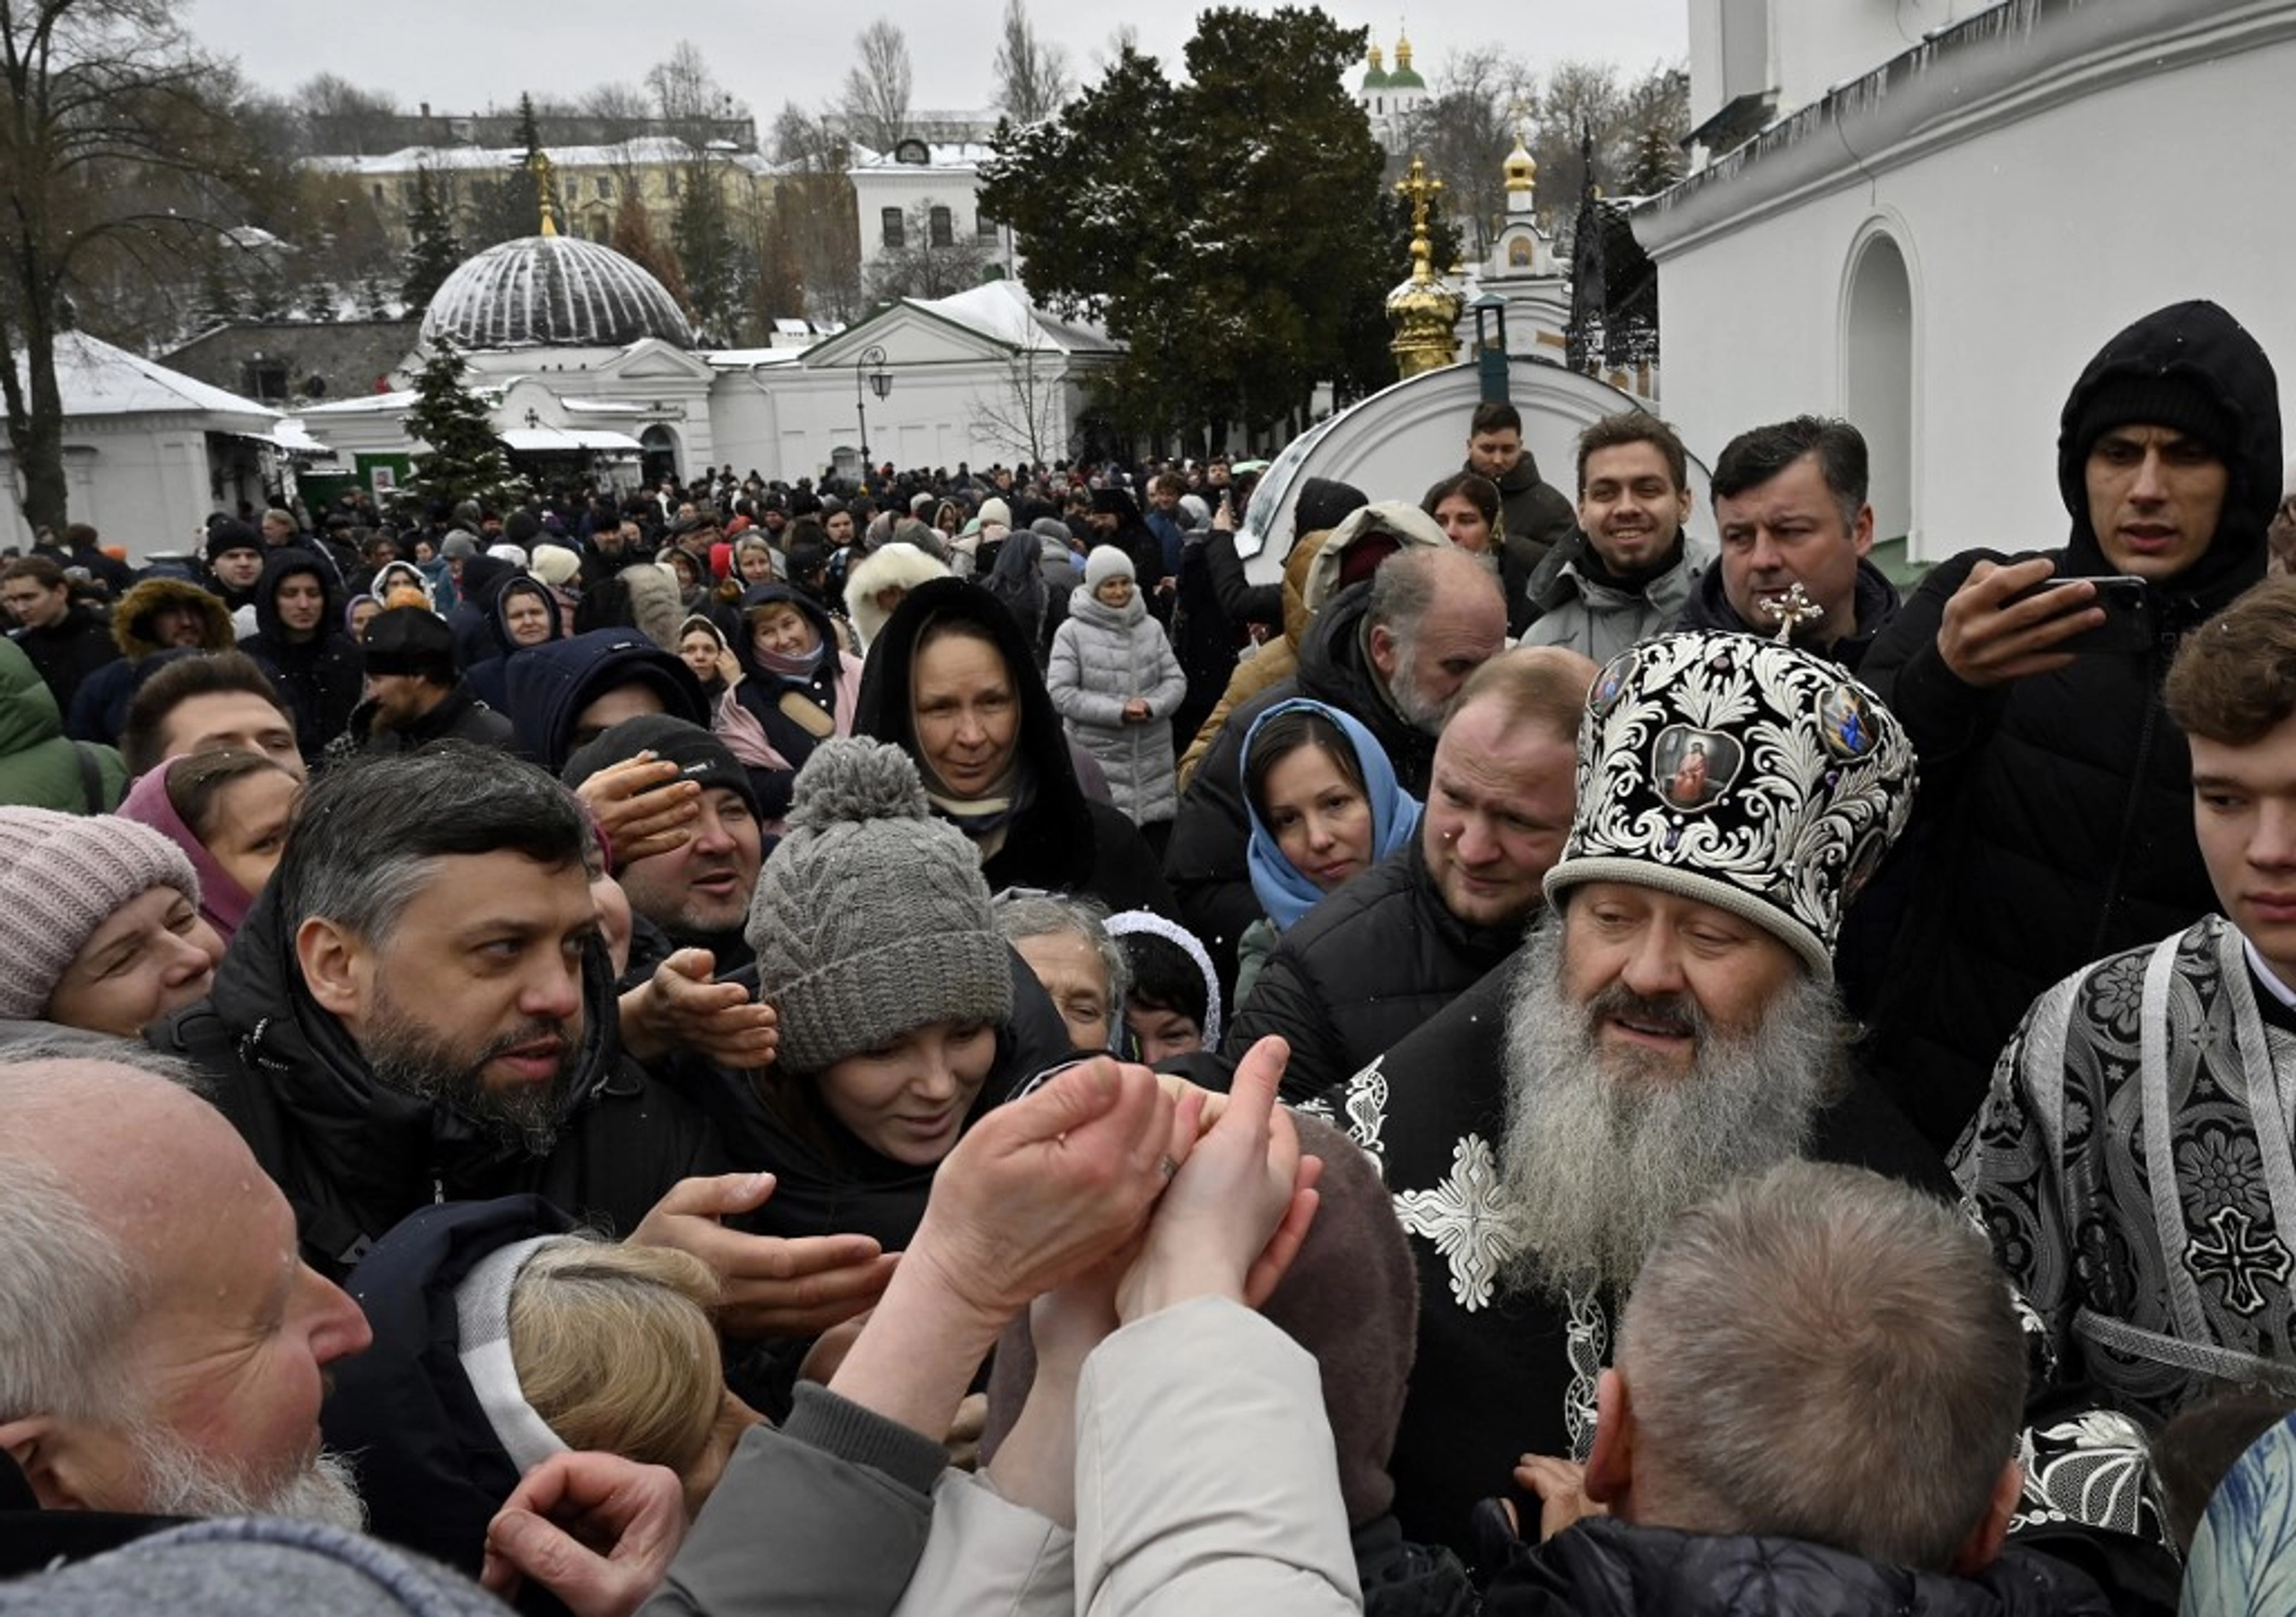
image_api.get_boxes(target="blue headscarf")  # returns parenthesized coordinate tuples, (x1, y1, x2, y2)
(1241, 698, 1421, 931)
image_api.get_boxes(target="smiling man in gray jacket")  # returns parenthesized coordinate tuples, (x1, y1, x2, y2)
(1522, 412, 1712, 664)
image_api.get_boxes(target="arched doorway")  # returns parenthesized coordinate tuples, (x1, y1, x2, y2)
(1843, 230, 1915, 553)
(640, 423, 682, 488)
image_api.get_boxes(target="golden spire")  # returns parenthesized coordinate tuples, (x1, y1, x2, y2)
(530, 150, 559, 238)
(1395, 153, 1444, 286)
(1395, 30, 1413, 72)
(1504, 97, 1536, 198)
(1386, 154, 1462, 378)
(1368, 42, 1385, 72)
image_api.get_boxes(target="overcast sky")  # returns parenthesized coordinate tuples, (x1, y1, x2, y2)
(187, 0, 1687, 126)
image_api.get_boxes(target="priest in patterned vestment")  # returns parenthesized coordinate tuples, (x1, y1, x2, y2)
(1305, 629, 1949, 1554)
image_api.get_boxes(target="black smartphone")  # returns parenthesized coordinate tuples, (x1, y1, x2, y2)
(2005, 574, 2151, 656)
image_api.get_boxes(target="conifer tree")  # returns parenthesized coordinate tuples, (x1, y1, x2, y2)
(404, 337, 510, 508)
(401, 170, 463, 310)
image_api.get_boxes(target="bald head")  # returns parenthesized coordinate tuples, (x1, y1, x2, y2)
(0, 1053, 371, 1520)
(1367, 545, 1510, 735)
(0, 1053, 212, 1430)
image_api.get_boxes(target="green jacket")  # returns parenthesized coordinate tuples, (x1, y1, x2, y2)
(0, 638, 125, 811)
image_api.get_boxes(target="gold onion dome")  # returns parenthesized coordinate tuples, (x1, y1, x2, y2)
(1506, 137, 1537, 195)
(1387, 32, 1426, 90)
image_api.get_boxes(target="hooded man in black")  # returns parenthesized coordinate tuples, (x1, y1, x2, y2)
(1857, 300, 2283, 1150)
(501, 628, 709, 774)
(235, 549, 363, 763)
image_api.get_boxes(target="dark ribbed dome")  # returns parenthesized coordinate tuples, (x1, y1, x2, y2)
(421, 233, 694, 351)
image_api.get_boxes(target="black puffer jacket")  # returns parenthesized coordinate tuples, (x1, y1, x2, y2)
(1487, 452, 1577, 569)
(1859, 300, 2281, 1150)
(1226, 836, 1523, 1103)
(321, 1196, 577, 1581)
(152, 881, 722, 1280)
(855, 577, 1173, 917)
(1166, 580, 1438, 990)
(239, 549, 363, 761)
(1483, 1519, 2112, 1617)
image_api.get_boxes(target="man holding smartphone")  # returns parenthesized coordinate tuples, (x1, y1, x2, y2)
(1855, 300, 2283, 1152)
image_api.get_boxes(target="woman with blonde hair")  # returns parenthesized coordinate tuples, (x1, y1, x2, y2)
(320, 1196, 758, 1574)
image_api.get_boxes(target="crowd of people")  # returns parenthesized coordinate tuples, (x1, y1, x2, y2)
(8, 303, 2296, 1615)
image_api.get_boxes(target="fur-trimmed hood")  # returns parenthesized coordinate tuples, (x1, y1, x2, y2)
(109, 575, 233, 660)
(844, 542, 951, 649)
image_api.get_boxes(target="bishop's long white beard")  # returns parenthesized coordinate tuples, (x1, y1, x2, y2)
(1499, 919, 1843, 1299)
(133, 1427, 367, 1532)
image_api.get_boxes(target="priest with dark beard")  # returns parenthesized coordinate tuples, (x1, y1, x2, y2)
(1304, 628, 1946, 1557)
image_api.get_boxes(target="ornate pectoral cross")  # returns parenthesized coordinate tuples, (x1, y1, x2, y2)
(1764, 581, 1824, 642)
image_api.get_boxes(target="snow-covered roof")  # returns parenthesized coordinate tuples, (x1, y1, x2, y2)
(921, 281, 1115, 354)
(298, 388, 418, 416)
(849, 142, 995, 170)
(706, 347, 805, 369)
(308, 135, 700, 178)
(39, 331, 280, 422)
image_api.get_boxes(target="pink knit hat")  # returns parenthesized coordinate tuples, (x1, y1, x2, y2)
(0, 806, 200, 1020)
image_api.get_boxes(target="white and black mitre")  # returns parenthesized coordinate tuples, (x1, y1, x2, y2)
(1544, 631, 1917, 979)
(422, 234, 696, 351)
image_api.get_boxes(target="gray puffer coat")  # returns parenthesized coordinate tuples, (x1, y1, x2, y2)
(1048, 585, 1187, 826)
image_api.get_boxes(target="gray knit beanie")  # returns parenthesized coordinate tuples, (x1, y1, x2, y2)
(746, 738, 1012, 1075)
(0, 806, 201, 1020)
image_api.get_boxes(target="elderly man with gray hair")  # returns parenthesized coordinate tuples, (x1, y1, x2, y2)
(1479, 1162, 2113, 1614)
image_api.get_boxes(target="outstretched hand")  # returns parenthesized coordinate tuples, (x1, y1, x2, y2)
(907, 1056, 1191, 1332)
(631, 1171, 896, 1338)
(1118, 1034, 1321, 1323)
(1514, 1454, 1606, 1543)
(619, 949, 778, 1068)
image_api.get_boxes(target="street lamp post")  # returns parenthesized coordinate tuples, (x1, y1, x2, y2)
(854, 343, 892, 489)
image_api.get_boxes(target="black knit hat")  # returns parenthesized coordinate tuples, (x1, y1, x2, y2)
(561, 713, 758, 820)
(205, 520, 263, 564)
(360, 606, 456, 682)
(1293, 476, 1369, 536)
(2067, 373, 2234, 475)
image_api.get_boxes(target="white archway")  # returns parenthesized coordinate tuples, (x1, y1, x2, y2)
(1841, 228, 1916, 551)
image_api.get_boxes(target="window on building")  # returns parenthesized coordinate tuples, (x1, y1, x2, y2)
(882, 206, 906, 249)
(664, 170, 678, 199)
(977, 213, 999, 242)
(597, 176, 613, 200)
(372, 183, 385, 206)
(929, 205, 952, 248)
(1720, 0, 1771, 100)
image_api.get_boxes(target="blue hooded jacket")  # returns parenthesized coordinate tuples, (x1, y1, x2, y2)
(500, 628, 707, 771)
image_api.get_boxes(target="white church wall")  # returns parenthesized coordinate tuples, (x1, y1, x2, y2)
(1653, 22, 2296, 564)
(711, 359, 1086, 483)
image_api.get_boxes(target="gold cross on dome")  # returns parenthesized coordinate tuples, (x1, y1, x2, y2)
(1764, 582, 1825, 642)
(1395, 155, 1445, 285)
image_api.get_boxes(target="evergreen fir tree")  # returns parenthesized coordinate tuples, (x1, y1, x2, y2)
(401, 169, 463, 309)
(248, 265, 291, 323)
(404, 337, 510, 509)
(302, 279, 339, 323)
(980, 8, 1391, 439)
(360, 270, 394, 321)
(193, 260, 243, 331)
